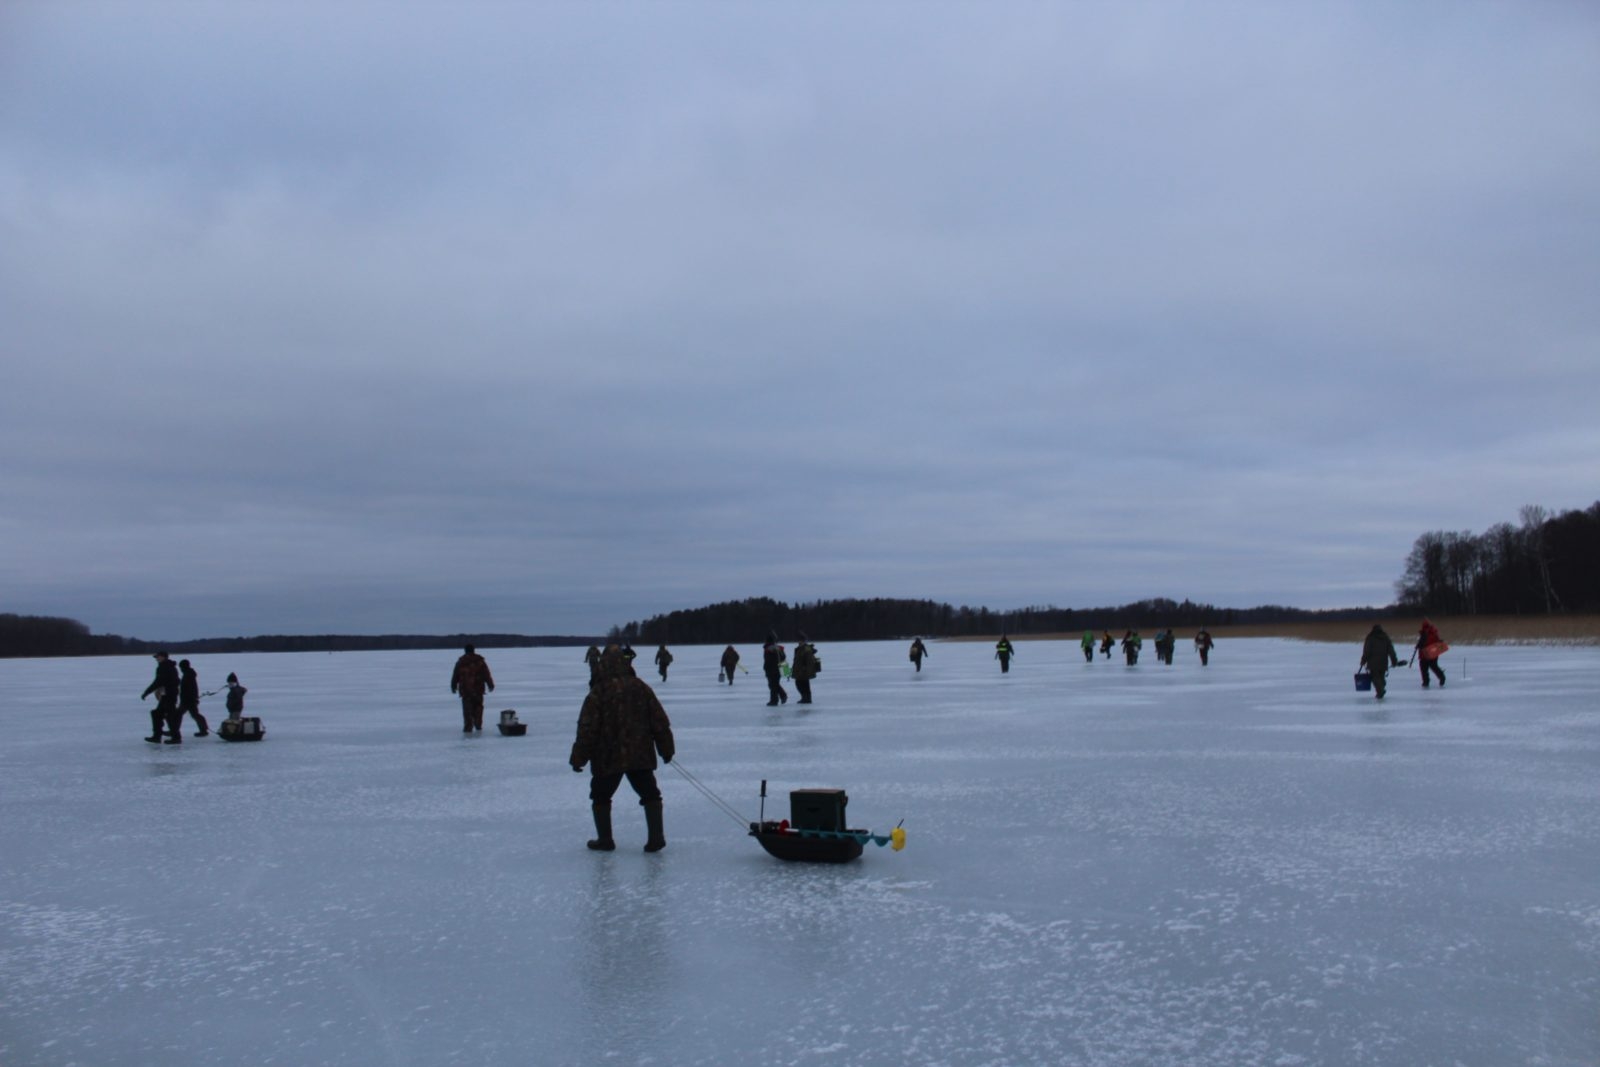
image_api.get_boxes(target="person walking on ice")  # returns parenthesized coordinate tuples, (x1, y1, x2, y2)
(1361, 623, 1403, 700)
(720, 645, 740, 684)
(178, 659, 209, 737)
(909, 637, 929, 672)
(450, 644, 495, 733)
(570, 645, 675, 853)
(1194, 628, 1215, 666)
(1080, 631, 1096, 662)
(654, 643, 673, 682)
(995, 635, 1015, 673)
(1415, 619, 1447, 688)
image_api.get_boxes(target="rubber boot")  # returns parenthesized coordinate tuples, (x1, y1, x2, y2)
(587, 803, 616, 851)
(643, 801, 666, 853)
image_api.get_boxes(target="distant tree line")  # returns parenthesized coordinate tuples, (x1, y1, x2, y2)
(1395, 502, 1600, 616)
(0, 615, 598, 660)
(608, 596, 1383, 645)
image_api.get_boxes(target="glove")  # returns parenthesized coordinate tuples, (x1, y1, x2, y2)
(663, 754, 672, 764)
(571, 764, 583, 773)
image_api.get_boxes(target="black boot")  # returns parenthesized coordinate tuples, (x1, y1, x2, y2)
(643, 801, 666, 853)
(587, 803, 615, 851)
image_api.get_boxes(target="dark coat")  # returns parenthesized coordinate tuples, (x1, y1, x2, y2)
(762, 642, 786, 677)
(792, 642, 820, 681)
(143, 659, 179, 701)
(720, 646, 740, 670)
(570, 650, 675, 778)
(450, 653, 494, 698)
(179, 665, 200, 709)
(1361, 626, 1401, 671)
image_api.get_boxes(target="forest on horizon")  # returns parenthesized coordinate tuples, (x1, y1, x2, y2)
(5, 501, 1596, 658)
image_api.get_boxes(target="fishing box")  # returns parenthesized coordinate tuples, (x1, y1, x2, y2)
(497, 709, 527, 736)
(1353, 671, 1373, 692)
(790, 789, 848, 832)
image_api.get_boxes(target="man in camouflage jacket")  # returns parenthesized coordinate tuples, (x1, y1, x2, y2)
(449, 644, 495, 733)
(570, 646, 676, 852)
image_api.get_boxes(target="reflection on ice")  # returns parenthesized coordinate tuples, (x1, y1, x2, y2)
(2, 638, 1598, 1065)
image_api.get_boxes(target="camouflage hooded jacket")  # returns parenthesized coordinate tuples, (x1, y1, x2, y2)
(570, 649, 676, 778)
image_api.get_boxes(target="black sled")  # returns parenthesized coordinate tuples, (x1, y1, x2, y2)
(496, 709, 527, 736)
(218, 717, 265, 742)
(747, 783, 902, 863)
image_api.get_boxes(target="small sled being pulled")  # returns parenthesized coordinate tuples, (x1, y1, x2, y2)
(496, 709, 527, 736)
(218, 717, 265, 742)
(747, 782, 904, 864)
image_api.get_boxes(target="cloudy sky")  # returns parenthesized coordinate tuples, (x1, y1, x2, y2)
(3, 3, 1597, 640)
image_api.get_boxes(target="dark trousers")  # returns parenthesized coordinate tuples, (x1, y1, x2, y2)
(180, 700, 209, 735)
(155, 696, 180, 738)
(1199, 647, 1210, 665)
(1420, 658, 1445, 686)
(1082, 646, 1093, 662)
(795, 676, 812, 703)
(912, 656, 923, 672)
(998, 655, 1010, 673)
(460, 693, 484, 731)
(589, 769, 662, 806)
(723, 666, 736, 685)
(765, 671, 787, 705)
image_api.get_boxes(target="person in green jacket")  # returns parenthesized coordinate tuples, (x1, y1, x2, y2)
(1080, 631, 1096, 663)
(792, 633, 820, 704)
(995, 635, 1015, 673)
(1360, 624, 1403, 700)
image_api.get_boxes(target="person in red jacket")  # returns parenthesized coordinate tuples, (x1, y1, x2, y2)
(1415, 619, 1446, 688)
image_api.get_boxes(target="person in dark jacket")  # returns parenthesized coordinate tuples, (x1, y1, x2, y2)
(178, 659, 209, 737)
(909, 637, 928, 672)
(791, 634, 820, 704)
(1121, 630, 1142, 665)
(140, 650, 181, 744)
(1100, 631, 1115, 659)
(1415, 619, 1446, 688)
(720, 645, 740, 684)
(584, 644, 602, 686)
(1194, 628, 1215, 666)
(1360, 624, 1403, 699)
(654, 644, 673, 682)
(449, 645, 495, 733)
(762, 633, 788, 706)
(570, 646, 675, 853)
(224, 673, 247, 721)
(1153, 629, 1175, 666)
(995, 635, 1015, 673)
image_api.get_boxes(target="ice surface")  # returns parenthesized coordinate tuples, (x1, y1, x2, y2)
(2, 639, 1598, 1066)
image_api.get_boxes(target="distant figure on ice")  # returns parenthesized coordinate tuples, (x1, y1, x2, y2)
(762, 632, 788, 706)
(450, 644, 495, 733)
(1153, 629, 1176, 666)
(570, 645, 675, 853)
(1415, 619, 1446, 688)
(585, 644, 602, 686)
(654, 643, 673, 682)
(1121, 630, 1142, 665)
(720, 645, 740, 684)
(995, 635, 1015, 673)
(1360, 624, 1403, 700)
(792, 633, 820, 704)
(1100, 631, 1115, 659)
(1194, 628, 1215, 666)
(141, 650, 181, 744)
(224, 672, 247, 721)
(178, 659, 209, 737)
(909, 637, 929, 672)
(621, 644, 638, 670)
(1080, 631, 1096, 662)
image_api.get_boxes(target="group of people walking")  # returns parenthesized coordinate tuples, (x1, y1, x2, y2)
(138, 650, 246, 744)
(1359, 619, 1449, 700)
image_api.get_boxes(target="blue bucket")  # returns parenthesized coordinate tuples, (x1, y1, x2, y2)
(1353, 671, 1373, 692)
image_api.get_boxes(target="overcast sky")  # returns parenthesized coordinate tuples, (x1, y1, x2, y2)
(3, 3, 1597, 640)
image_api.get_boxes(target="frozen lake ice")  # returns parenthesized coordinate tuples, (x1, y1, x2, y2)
(2, 637, 1598, 1066)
